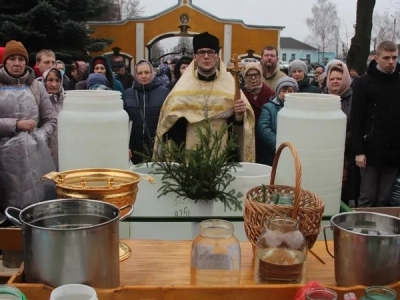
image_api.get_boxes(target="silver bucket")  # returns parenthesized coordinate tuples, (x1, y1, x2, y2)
(5, 199, 120, 288)
(324, 212, 400, 287)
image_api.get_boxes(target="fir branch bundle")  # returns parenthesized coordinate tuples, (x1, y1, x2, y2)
(140, 120, 243, 212)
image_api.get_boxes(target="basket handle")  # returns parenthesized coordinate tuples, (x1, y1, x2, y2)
(270, 142, 302, 219)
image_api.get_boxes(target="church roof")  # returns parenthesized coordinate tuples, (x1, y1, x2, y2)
(280, 37, 317, 51)
(88, 0, 285, 30)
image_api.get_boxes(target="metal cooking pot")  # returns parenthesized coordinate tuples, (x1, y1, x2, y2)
(324, 212, 400, 287)
(41, 168, 154, 219)
(5, 199, 121, 288)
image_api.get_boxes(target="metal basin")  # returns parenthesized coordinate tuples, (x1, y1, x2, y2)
(324, 212, 400, 287)
(5, 199, 121, 288)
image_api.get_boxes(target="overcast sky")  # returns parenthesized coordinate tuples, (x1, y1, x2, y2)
(142, 0, 397, 48)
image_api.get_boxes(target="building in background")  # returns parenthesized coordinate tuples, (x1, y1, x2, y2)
(280, 37, 336, 65)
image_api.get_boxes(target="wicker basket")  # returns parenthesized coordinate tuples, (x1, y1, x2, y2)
(244, 142, 325, 250)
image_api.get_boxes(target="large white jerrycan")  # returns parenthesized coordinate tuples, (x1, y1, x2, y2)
(276, 93, 346, 217)
(59, 90, 129, 171)
(129, 163, 189, 217)
(214, 162, 272, 216)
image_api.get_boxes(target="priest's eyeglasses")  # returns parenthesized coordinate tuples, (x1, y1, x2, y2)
(196, 50, 217, 56)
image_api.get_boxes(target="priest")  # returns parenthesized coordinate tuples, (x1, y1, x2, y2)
(154, 32, 255, 162)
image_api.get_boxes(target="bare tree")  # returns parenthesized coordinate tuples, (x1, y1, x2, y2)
(118, 0, 143, 19)
(93, 0, 143, 21)
(306, 0, 340, 60)
(177, 36, 193, 54)
(346, 0, 376, 75)
(371, 11, 399, 49)
(150, 42, 164, 62)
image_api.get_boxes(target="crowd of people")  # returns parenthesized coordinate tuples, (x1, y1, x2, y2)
(0, 32, 399, 218)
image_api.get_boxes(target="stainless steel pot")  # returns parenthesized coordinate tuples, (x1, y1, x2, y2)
(324, 212, 400, 287)
(5, 199, 121, 288)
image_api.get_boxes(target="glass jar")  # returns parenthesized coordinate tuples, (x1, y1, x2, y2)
(190, 219, 241, 285)
(306, 288, 338, 300)
(254, 217, 307, 283)
(361, 286, 397, 300)
(0, 285, 26, 300)
(270, 193, 294, 206)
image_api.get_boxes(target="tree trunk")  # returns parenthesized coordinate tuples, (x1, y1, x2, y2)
(346, 0, 376, 75)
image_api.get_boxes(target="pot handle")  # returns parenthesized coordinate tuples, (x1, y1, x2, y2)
(141, 175, 155, 185)
(41, 171, 63, 183)
(4, 207, 22, 227)
(119, 204, 134, 221)
(323, 224, 334, 258)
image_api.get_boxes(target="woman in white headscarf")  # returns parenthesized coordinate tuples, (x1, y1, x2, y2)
(42, 67, 64, 171)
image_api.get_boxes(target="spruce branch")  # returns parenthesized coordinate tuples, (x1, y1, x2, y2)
(135, 120, 243, 212)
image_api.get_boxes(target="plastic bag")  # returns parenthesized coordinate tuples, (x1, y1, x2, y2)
(0, 130, 55, 210)
(293, 281, 326, 300)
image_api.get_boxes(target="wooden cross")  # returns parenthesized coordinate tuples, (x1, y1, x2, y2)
(227, 54, 243, 102)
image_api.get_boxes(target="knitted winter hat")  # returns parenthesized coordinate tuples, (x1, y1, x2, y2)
(275, 76, 299, 95)
(288, 60, 308, 75)
(3, 40, 29, 64)
(87, 73, 109, 89)
(93, 58, 105, 68)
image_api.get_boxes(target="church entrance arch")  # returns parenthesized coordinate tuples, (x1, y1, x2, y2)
(146, 25, 199, 66)
(88, 0, 283, 67)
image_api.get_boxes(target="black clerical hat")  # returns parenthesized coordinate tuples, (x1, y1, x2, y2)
(193, 32, 220, 53)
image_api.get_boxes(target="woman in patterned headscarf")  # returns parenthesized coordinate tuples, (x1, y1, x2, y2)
(157, 63, 172, 87)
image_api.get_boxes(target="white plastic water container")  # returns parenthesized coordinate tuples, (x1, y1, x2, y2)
(275, 93, 346, 216)
(214, 162, 272, 216)
(58, 90, 129, 171)
(129, 163, 191, 240)
(130, 163, 190, 217)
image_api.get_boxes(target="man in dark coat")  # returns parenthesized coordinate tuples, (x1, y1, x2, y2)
(351, 41, 400, 207)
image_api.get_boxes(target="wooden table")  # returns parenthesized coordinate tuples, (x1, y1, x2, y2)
(8, 240, 400, 300)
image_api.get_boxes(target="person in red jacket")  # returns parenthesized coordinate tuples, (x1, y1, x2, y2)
(0, 47, 4, 67)
(241, 62, 274, 164)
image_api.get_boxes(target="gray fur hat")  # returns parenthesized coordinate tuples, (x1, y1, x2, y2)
(288, 60, 308, 75)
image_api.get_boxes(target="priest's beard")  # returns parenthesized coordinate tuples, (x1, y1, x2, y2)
(197, 65, 218, 78)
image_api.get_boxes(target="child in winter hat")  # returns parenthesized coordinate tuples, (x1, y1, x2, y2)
(2, 40, 29, 64)
(86, 73, 111, 90)
(257, 76, 299, 166)
(275, 76, 299, 96)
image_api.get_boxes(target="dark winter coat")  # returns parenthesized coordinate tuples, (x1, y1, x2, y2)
(339, 89, 353, 154)
(297, 76, 321, 93)
(122, 77, 169, 164)
(257, 97, 284, 166)
(351, 60, 400, 167)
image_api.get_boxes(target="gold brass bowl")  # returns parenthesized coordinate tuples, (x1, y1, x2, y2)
(42, 168, 154, 219)
(42, 168, 155, 262)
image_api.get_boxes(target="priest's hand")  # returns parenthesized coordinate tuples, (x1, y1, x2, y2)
(234, 99, 246, 114)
